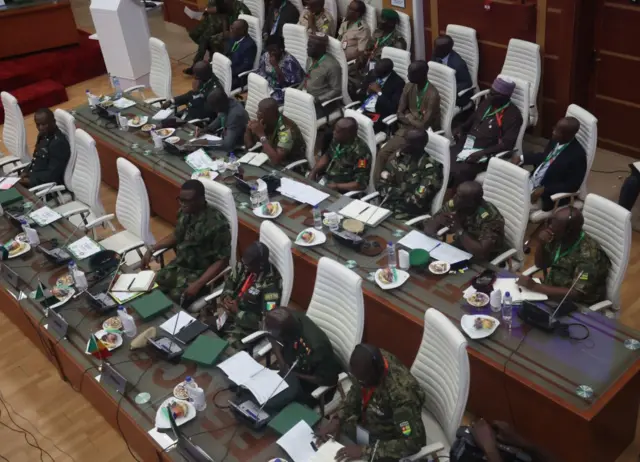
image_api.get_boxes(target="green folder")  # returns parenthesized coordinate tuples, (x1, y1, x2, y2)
(129, 290, 173, 320)
(181, 333, 228, 366)
(267, 402, 321, 435)
(0, 188, 23, 206)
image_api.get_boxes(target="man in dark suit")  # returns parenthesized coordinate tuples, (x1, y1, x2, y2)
(263, 0, 300, 40)
(432, 35, 473, 108)
(225, 19, 257, 89)
(513, 117, 586, 211)
(353, 58, 404, 131)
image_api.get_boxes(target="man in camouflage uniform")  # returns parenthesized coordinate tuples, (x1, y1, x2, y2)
(309, 117, 372, 193)
(316, 344, 426, 461)
(186, 0, 251, 74)
(298, 0, 335, 35)
(518, 206, 610, 305)
(377, 129, 443, 220)
(163, 61, 221, 121)
(142, 180, 231, 304)
(243, 97, 306, 165)
(423, 181, 505, 261)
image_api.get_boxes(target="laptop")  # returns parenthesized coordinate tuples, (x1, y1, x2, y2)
(167, 407, 215, 462)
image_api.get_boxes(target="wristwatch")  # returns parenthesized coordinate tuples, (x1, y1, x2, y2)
(259, 135, 267, 143)
(456, 229, 464, 239)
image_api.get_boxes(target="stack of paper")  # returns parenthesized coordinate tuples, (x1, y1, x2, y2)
(0, 177, 20, 190)
(339, 200, 391, 227)
(152, 108, 174, 120)
(67, 236, 102, 260)
(276, 421, 316, 462)
(398, 230, 472, 264)
(159, 311, 196, 336)
(492, 278, 548, 302)
(185, 149, 219, 171)
(310, 441, 349, 462)
(113, 98, 136, 110)
(184, 6, 203, 20)
(277, 177, 329, 207)
(218, 351, 289, 404)
(29, 206, 62, 226)
(238, 152, 269, 166)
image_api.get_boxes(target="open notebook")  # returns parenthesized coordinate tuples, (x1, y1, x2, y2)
(111, 271, 156, 293)
(339, 199, 391, 227)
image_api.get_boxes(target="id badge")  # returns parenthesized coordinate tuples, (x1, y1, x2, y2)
(368, 60, 376, 71)
(342, 41, 347, 50)
(216, 310, 228, 331)
(318, 177, 327, 186)
(356, 425, 370, 446)
(463, 135, 476, 150)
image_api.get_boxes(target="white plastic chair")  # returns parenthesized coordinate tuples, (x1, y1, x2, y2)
(211, 52, 233, 95)
(124, 37, 172, 105)
(529, 104, 598, 223)
(501, 39, 541, 127)
(282, 88, 318, 171)
(363, 4, 377, 37)
(283, 24, 308, 77)
(401, 309, 469, 461)
(445, 24, 479, 93)
(342, 108, 377, 196)
(85, 158, 155, 267)
(397, 10, 411, 51)
(0, 91, 30, 173)
(428, 61, 457, 139)
(259, 221, 294, 306)
(324, 0, 338, 35)
(289, 0, 304, 14)
(381, 46, 410, 83)
(243, 0, 265, 28)
(315, 35, 351, 128)
(245, 73, 271, 122)
(230, 15, 263, 95)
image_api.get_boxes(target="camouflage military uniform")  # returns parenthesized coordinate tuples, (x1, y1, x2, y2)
(350, 28, 407, 89)
(377, 151, 444, 220)
(189, 1, 251, 65)
(156, 207, 231, 301)
(338, 350, 426, 461)
(323, 137, 372, 189)
(246, 115, 306, 165)
(542, 232, 610, 304)
(298, 8, 335, 35)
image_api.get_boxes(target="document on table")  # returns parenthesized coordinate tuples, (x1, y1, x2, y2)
(190, 134, 222, 143)
(310, 440, 349, 462)
(277, 421, 316, 462)
(185, 149, 219, 171)
(29, 206, 62, 226)
(160, 311, 196, 336)
(184, 6, 203, 20)
(339, 199, 391, 226)
(113, 98, 136, 110)
(152, 108, 174, 120)
(493, 278, 548, 302)
(277, 177, 329, 207)
(0, 177, 20, 190)
(398, 230, 472, 264)
(238, 152, 269, 166)
(67, 236, 102, 260)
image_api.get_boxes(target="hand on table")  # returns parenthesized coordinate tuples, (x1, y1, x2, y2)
(335, 444, 364, 461)
(516, 275, 536, 290)
(315, 418, 340, 444)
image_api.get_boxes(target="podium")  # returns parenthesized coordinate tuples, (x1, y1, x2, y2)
(89, 0, 151, 88)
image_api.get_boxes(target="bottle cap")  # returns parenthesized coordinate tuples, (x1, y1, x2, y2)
(505, 291, 511, 297)
(185, 376, 192, 382)
(313, 205, 318, 209)
(388, 241, 393, 246)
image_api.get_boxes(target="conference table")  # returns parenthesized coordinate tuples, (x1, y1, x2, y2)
(0, 96, 638, 462)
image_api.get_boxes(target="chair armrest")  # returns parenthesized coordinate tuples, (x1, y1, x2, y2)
(347, 59, 356, 66)
(204, 266, 232, 290)
(6, 162, 30, 175)
(83, 213, 115, 230)
(283, 159, 309, 171)
(242, 330, 268, 344)
(470, 89, 490, 103)
(116, 240, 146, 257)
(0, 156, 22, 168)
(204, 285, 224, 302)
(152, 247, 171, 258)
(61, 206, 91, 219)
(405, 214, 431, 226)
(550, 192, 579, 203)
(458, 87, 475, 98)
(146, 97, 166, 105)
(28, 182, 57, 193)
(490, 248, 517, 266)
(35, 184, 67, 198)
(248, 142, 262, 152)
(186, 118, 210, 125)
(382, 114, 397, 125)
(344, 101, 362, 110)
(343, 190, 366, 198)
(124, 85, 145, 93)
(522, 265, 541, 277)
(238, 68, 258, 78)
(320, 96, 343, 108)
(434, 130, 445, 136)
(361, 192, 379, 202)
(400, 442, 447, 462)
(588, 300, 613, 312)
(494, 150, 511, 159)
(312, 372, 351, 399)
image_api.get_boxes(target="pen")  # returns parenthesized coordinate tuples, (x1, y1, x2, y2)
(430, 242, 442, 252)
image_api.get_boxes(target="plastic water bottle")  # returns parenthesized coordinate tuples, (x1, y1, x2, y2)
(250, 186, 260, 209)
(490, 288, 502, 313)
(227, 152, 239, 172)
(184, 376, 197, 392)
(313, 205, 322, 230)
(387, 241, 397, 269)
(112, 76, 123, 99)
(86, 89, 97, 107)
(21, 219, 40, 245)
(502, 291, 513, 325)
(71, 262, 88, 291)
(184, 377, 206, 411)
(117, 306, 137, 338)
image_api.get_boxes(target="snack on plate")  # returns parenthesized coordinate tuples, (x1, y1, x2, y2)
(101, 100, 114, 108)
(104, 317, 123, 331)
(166, 136, 181, 144)
(377, 267, 396, 284)
(7, 241, 22, 253)
(174, 383, 189, 400)
(262, 203, 278, 216)
(299, 231, 314, 243)
(474, 317, 496, 330)
(56, 274, 74, 288)
(194, 169, 211, 178)
(100, 333, 119, 347)
(130, 116, 141, 125)
(169, 400, 188, 419)
(51, 286, 70, 299)
(141, 124, 156, 132)
(466, 292, 489, 307)
(156, 128, 172, 137)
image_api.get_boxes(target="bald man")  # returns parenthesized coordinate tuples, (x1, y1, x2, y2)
(309, 117, 373, 193)
(225, 19, 257, 89)
(244, 98, 306, 165)
(512, 117, 586, 211)
(300, 34, 342, 114)
(431, 34, 473, 107)
(517, 207, 610, 305)
(423, 181, 505, 260)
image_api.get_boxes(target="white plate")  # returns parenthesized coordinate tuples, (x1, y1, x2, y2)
(253, 202, 282, 219)
(49, 287, 76, 310)
(374, 268, 410, 290)
(155, 398, 196, 429)
(295, 228, 326, 247)
(465, 292, 490, 307)
(191, 170, 219, 181)
(165, 136, 181, 144)
(429, 260, 451, 275)
(155, 128, 175, 139)
(85, 330, 123, 353)
(141, 124, 156, 132)
(461, 314, 500, 339)
(102, 317, 123, 332)
(128, 116, 148, 128)
(14, 232, 28, 243)
(8, 241, 31, 259)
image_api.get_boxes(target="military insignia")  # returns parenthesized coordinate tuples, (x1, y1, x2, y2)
(265, 301, 276, 311)
(425, 163, 433, 169)
(278, 131, 290, 143)
(481, 212, 489, 219)
(264, 292, 279, 301)
(357, 159, 368, 168)
(399, 421, 412, 436)
(579, 273, 589, 281)
(248, 287, 260, 295)
(370, 405, 385, 416)
(416, 185, 426, 195)
(448, 199, 454, 207)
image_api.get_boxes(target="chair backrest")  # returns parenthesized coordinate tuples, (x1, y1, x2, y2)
(496, 74, 529, 156)
(565, 104, 598, 200)
(115, 158, 155, 245)
(238, 14, 263, 70)
(54, 108, 77, 190)
(246, 73, 271, 121)
(0, 91, 29, 163)
(259, 221, 294, 306)
(381, 46, 410, 83)
(482, 157, 530, 262)
(396, 10, 411, 51)
(72, 129, 106, 218)
(326, 35, 352, 105)
(410, 308, 469, 445)
(324, 0, 337, 35)
(289, 0, 304, 14)
(501, 39, 540, 120)
(363, 4, 377, 37)
(243, 0, 264, 28)
(283, 24, 308, 75)
(306, 257, 364, 367)
(336, 0, 350, 19)
(427, 61, 456, 139)
(344, 109, 377, 193)
(425, 132, 451, 215)
(211, 53, 232, 94)
(200, 178, 238, 270)
(445, 24, 479, 91)
(148, 37, 173, 100)
(283, 88, 317, 166)
(582, 194, 631, 309)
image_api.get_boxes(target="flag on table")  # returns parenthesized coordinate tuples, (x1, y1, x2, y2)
(34, 281, 46, 299)
(87, 333, 111, 360)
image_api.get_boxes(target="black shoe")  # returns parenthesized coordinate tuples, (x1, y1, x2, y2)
(183, 67, 194, 75)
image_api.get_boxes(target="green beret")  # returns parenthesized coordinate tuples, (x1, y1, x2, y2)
(381, 8, 399, 21)
(409, 249, 430, 267)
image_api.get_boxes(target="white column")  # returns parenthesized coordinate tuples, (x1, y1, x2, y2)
(412, 0, 425, 60)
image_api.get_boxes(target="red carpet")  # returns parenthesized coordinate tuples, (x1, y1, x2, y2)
(0, 31, 106, 124)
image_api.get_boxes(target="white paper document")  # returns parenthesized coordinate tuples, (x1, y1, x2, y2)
(152, 108, 174, 121)
(185, 149, 219, 171)
(276, 421, 316, 462)
(339, 199, 391, 226)
(0, 177, 20, 190)
(29, 206, 62, 226)
(67, 236, 102, 260)
(493, 278, 548, 302)
(111, 271, 155, 293)
(398, 230, 472, 264)
(184, 6, 204, 20)
(277, 177, 329, 207)
(238, 152, 269, 166)
(113, 98, 136, 110)
(160, 311, 197, 336)
(310, 440, 350, 462)
(191, 134, 222, 142)
(148, 428, 177, 451)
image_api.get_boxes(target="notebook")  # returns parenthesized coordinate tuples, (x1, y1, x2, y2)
(238, 152, 269, 166)
(129, 290, 173, 320)
(111, 271, 156, 293)
(181, 334, 228, 365)
(0, 188, 23, 206)
(268, 402, 321, 435)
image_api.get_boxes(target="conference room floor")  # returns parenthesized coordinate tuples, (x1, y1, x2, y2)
(0, 6, 638, 461)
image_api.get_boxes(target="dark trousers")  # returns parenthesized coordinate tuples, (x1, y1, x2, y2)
(619, 175, 640, 211)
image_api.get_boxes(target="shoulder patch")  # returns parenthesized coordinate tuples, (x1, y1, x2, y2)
(264, 292, 279, 301)
(399, 421, 412, 436)
(265, 301, 277, 311)
(481, 211, 489, 219)
(579, 273, 589, 281)
(278, 130, 290, 143)
(424, 163, 433, 169)
(357, 159, 368, 168)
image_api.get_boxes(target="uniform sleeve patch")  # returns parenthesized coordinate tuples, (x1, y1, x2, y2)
(399, 421, 412, 436)
(579, 273, 589, 281)
(448, 199, 454, 207)
(278, 131, 291, 143)
(358, 159, 368, 168)
(416, 185, 426, 194)
(265, 301, 277, 311)
(481, 211, 489, 219)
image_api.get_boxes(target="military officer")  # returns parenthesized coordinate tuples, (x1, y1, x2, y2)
(376, 129, 443, 220)
(308, 117, 372, 193)
(142, 180, 231, 304)
(517, 207, 610, 305)
(423, 181, 505, 260)
(316, 344, 426, 461)
(337, 1, 371, 62)
(19, 108, 70, 188)
(163, 61, 221, 122)
(243, 97, 306, 165)
(298, 0, 335, 35)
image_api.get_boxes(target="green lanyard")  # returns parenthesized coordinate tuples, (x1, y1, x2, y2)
(482, 102, 511, 121)
(543, 142, 569, 165)
(416, 82, 430, 116)
(303, 55, 326, 88)
(220, 114, 226, 129)
(230, 37, 243, 53)
(374, 32, 394, 51)
(548, 232, 584, 279)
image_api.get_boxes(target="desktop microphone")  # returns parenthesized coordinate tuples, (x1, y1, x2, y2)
(255, 357, 299, 418)
(39, 216, 87, 264)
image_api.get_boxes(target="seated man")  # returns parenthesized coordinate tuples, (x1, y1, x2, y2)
(257, 35, 304, 105)
(299, 33, 342, 115)
(225, 19, 257, 89)
(244, 97, 306, 165)
(263, 0, 300, 40)
(423, 181, 505, 261)
(337, 0, 371, 62)
(450, 76, 523, 188)
(298, 0, 335, 35)
(512, 117, 586, 212)
(163, 61, 221, 122)
(377, 129, 443, 220)
(185, 0, 250, 75)
(374, 60, 441, 181)
(142, 180, 230, 304)
(204, 88, 249, 151)
(19, 108, 70, 188)
(431, 34, 473, 107)
(309, 117, 372, 193)
(517, 207, 610, 305)
(316, 344, 426, 461)
(352, 58, 404, 131)
(265, 307, 341, 406)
